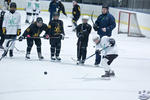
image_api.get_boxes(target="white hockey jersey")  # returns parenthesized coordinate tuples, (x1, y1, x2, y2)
(33, 1, 40, 14)
(26, 0, 34, 13)
(96, 36, 118, 56)
(3, 11, 21, 35)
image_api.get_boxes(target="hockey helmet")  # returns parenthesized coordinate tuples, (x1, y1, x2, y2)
(36, 17, 43, 24)
(10, 2, 17, 8)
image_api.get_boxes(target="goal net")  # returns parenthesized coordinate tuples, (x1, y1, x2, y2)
(118, 11, 145, 37)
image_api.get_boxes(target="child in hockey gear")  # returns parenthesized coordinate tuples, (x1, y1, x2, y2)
(76, 16, 92, 64)
(93, 4, 116, 38)
(72, 0, 80, 31)
(48, 0, 58, 21)
(4, 0, 11, 10)
(19, 17, 48, 60)
(2, 2, 21, 57)
(25, 0, 34, 24)
(0, 10, 5, 49)
(47, 12, 65, 61)
(93, 36, 118, 78)
(57, 0, 67, 17)
(32, 0, 40, 23)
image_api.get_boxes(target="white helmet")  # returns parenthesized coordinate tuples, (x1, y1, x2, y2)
(82, 16, 89, 20)
(92, 35, 100, 42)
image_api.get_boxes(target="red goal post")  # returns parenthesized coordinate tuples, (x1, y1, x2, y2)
(118, 11, 145, 37)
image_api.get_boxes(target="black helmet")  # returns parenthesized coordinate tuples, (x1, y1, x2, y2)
(53, 12, 59, 17)
(10, 2, 17, 8)
(36, 17, 43, 24)
(102, 4, 109, 9)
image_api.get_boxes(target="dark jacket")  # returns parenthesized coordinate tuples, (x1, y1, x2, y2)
(76, 23, 92, 47)
(48, 19, 65, 37)
(0, 11, 5, 35)
(48, 1, 58, 13)
(23, 22, 48, 37)
(95, 12, 116, 38)
(72, 4, 81, 19)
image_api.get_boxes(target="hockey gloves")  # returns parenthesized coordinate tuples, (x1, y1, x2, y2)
(93, 24, 99, 31)
(18, 36, 25, 41)
(43, 34, 50, 39)
(17, 29, 21, 36)
(109, 38, 115, 47)
(2, 27, 6, 35)
(60, 34, 65, 40)
(95, 49, 101, 55)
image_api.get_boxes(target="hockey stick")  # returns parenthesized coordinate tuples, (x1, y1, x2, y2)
(91, 11, 95, 25)
(0, 39, 19, 61)
(83, 45, 110, 62)
(14, 47, 25, 53)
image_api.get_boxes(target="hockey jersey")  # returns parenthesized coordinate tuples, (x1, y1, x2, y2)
(3, 11, 21, 35)
(96, 36, 118, 55)
(26, 0, 34, 13)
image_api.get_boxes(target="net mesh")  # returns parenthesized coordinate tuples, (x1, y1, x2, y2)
(118, 11, 145, 37)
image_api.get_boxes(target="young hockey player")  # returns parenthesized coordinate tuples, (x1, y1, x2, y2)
(72, 0, 80, 31)
(19, 17, 48, 60)
(32, 0, 40, 23)
(46, 12, 65, 61)
(4, 0, 11, 10)
(48, 0, 58, 21)
(93, 36, 118, 78)
(0, 9, 5, 49)
(25, 0, 34, 24)
(2, 2, 21, 57)
(76, 16, 92, 64)
(57, 0, 67, 17)
(93, 4, 116, 38)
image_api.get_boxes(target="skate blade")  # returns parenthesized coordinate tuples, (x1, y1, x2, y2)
(100, 77, 111, 80)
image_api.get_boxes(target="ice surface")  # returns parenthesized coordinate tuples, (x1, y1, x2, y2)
(0, 11, 150, 100)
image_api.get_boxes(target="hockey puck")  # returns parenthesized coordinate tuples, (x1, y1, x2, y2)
(44, 71, 48, 75)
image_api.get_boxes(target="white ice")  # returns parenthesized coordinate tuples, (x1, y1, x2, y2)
(0, 11, 150, 100)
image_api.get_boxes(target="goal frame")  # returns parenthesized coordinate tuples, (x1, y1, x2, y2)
(118, 11, 145, 37)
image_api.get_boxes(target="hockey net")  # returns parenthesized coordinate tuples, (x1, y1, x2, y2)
(118, 11, 145, 37)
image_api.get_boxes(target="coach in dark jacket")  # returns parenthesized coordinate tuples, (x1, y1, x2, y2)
(93, 4, 116, 38)
(48, 0, 58, 21)
(0, 10, 5, 49)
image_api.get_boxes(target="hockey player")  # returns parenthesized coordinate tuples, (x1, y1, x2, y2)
(46, 12, 65, 61)
(4, 0, 11, 10)
(19, 17, 48, 60)
(0, 9, 6, 49)
(2, 2, 21, 57)
(48, 0, 58, 21)
(93, 36, 118, 78)
(72, 0, 80, 31)
(25, 0, 34, 24)
(32, 0, 40, 23)
(76, 16, 92, 64)
(57, 0, 67, 17)
(93, 4, 116, 38)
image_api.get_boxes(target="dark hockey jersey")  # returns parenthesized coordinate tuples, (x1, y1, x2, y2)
(23, 22, 48, 37)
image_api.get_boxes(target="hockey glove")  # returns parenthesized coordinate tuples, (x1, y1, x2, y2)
(109, 38, 115, 47)
(43, 34, 49, 39)
(18, 36, 25, 41)
(17, 29, 21, 36)
(2, 27, 6, 35)
(27, 35, 31, 38)
(95, 50, 101, 55)
(60, 34, 65, 40)
(93, 24, 99, 31)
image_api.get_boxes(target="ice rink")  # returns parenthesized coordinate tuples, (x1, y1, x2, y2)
(0, 11, 150, 100)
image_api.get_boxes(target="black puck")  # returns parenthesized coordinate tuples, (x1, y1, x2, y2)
(44, 71, 47, 75)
